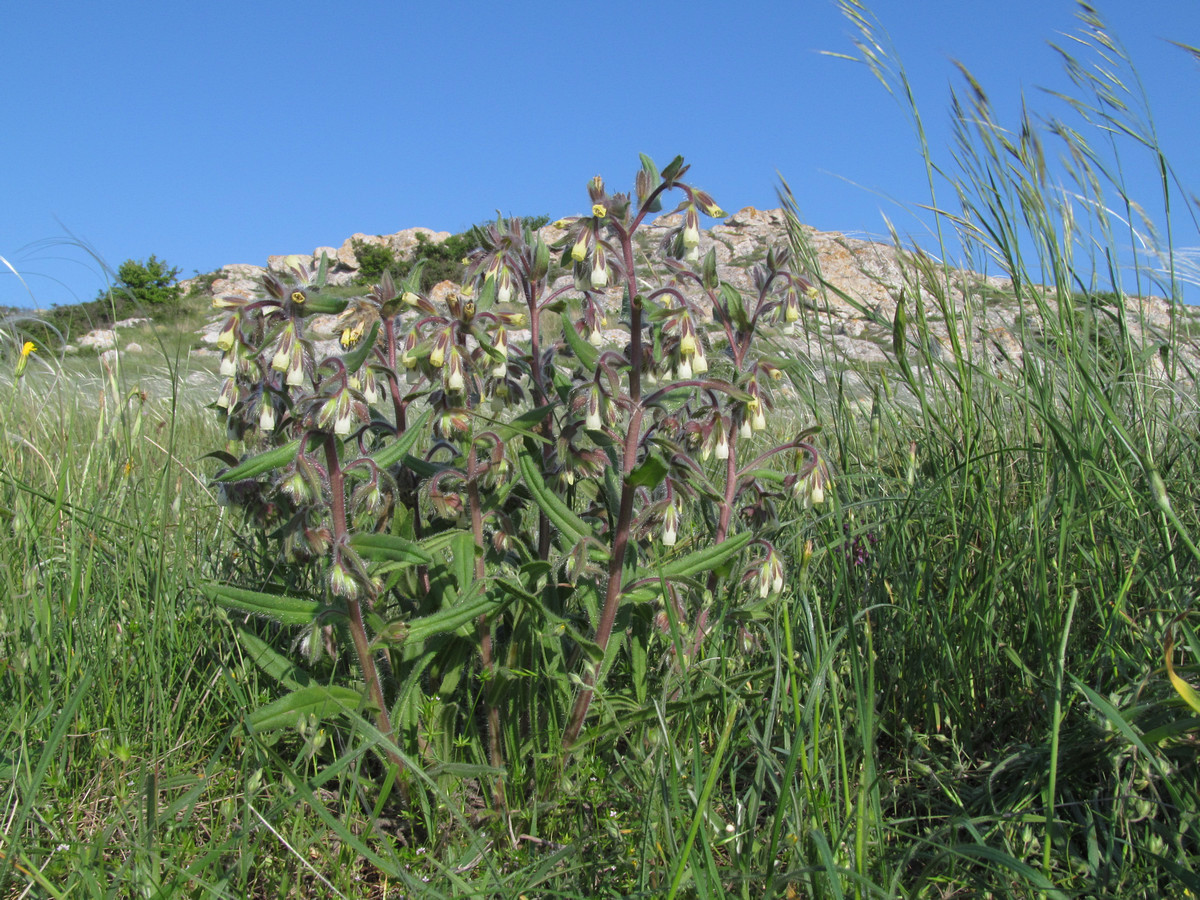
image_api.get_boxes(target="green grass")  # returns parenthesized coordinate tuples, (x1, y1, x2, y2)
(2, 4, 1199, 896)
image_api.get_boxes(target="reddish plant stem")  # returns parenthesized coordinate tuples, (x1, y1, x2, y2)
(562, 405, 645, 748)
(707, 421, 740, 595)
(323, 436, 402, 771)
(466, 447, 504, 782)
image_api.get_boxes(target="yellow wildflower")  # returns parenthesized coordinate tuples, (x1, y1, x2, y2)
(14, 341, 36, 378)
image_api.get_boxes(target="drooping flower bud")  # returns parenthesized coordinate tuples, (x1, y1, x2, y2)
(661, 502, 680, 547)
(215, 377, 237, 410)
(216, 315, 240, 352)
(284, 340, 306, 387)
(571, 228, 590, 263)
(585, 385, 603, 431)
(497, 268, 514, 304)
(429, 329, 449, 369)
(329, 560, 359, 600)
(590, 244, 609, 290)
(682, 206, 701, 249)
(444, 347, 466, 394)
(259, 401, 276, 432)
(492, 328, 509, 377)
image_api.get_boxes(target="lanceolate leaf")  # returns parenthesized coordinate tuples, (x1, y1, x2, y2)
(368, 408, 433, 469)
(560, 311, 600, 371)
(654, 529, 753, 579)
(204, 583, 332, 626)
(349, 532, 433, 566)
(236, 629, 312, 691)
(247, 684, 365, 732)
(383, 583, 508, 646)
(215, 439, 302, 483)
(517, 444, 597, 550)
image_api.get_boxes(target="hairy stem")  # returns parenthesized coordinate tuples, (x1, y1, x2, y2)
(466, 447, 504, 804)
(563, 406, 645, 748)
(323, 436, 402, 772)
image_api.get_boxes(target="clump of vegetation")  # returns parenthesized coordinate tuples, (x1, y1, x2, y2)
(208, 155, 821, 805)
(353, 216, 550, 290)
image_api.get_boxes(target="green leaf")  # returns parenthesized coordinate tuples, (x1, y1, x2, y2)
(215, 439, 301, 482)
(560, 309, 600, 370)
(517, 444, 595, 549)
(385, 584, 507, 646)
(659, 154, 686, 185)
(449, 531, 477, 595)
(349, 532, 433, 566)
(236, 629, 312, 691)
(204, 583, 330, 626)
(652, 530, 753, 581)
(496, 403, 558, 444)
(299, 295, 349, 316)
(247, 684, 365, 732)
(718, 282, 749, 330)
(368, 408, 432, 469)
(626, 452, 669, 490)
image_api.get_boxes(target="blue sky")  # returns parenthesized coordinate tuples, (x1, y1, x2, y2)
(3, 0, 1198, 310)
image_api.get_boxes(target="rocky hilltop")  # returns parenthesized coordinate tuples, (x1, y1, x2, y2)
(155, 207, 1200, 391)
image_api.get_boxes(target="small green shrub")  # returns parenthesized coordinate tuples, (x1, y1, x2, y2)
(350, 240, 397, 282)
(113, 255, 182, 309)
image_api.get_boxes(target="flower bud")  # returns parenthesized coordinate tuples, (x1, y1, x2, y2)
(739, 418, 753, 440)
(285, 341, 306, 387)
(682, 209, 701, 249)
(216, 377, 237, 410)
(590, 258, 609, 290)
(661, 503, 680, 547)
(571, 229, 590, 263)
(692, 345, 709, 374)
(497, 269, 514, 304)
(491, 328, 509, 377)
(216, 315, 239, 352)
(445, 348, 465, 393)
(714, 423, 729, 460)
(679, 329, 697, 358)
(259, 402, 276, 432)
(329, 561, 359, 600)
(676, 356, 692, 379)
(585, 385, 603, 431)
(402, 291, 420, 306)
